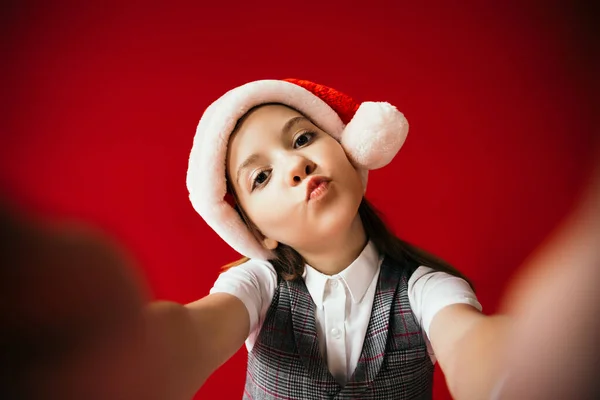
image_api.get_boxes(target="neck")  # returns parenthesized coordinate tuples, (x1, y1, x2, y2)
(298, 214, 368, 276)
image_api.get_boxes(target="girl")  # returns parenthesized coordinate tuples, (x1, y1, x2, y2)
(182, 78, 494, 399)
(5, 79, 598, 399)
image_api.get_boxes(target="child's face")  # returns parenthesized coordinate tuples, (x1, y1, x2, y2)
(226, 104, 364, 253)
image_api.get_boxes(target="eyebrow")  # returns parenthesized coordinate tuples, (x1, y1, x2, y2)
(236, 153, 260, 186)
(281, 116, 309, 137)
(235, 116, 310, 187)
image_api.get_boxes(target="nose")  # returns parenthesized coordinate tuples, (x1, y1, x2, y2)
(286, 156, 316, 186)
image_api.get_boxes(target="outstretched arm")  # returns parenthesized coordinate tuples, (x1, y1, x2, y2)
(144, 293, 249, 399)
(0, 206, 251, 400)
(428, 151, 600, 400)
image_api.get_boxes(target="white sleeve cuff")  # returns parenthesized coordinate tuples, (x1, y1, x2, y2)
(209, 259, 277, 337)
(408, 266, 483, 339)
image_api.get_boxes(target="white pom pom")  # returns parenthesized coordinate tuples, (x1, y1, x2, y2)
(341, 102, 409, 170)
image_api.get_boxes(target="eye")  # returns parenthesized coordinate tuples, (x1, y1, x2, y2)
(251, 169, 271, 190)
(293, 131, 315, 148)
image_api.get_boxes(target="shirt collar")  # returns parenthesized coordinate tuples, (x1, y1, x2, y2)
(302, 240, 381, 309)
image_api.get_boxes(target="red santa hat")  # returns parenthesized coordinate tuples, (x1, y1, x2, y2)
(187, 78, 409, 260)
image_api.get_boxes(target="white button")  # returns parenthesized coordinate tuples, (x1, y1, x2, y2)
(330, 279, 338, 288)
(330, 328, 341, 338)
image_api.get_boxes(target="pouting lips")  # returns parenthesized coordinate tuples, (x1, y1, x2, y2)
(306, 176, 331, 201)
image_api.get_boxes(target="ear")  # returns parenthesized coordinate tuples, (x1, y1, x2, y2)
(262, 237, 279, 250)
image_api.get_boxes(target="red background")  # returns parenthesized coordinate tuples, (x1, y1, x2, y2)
(1, 1, 596, 399)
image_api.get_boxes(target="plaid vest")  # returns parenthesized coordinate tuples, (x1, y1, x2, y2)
(244, 256, 435, 399)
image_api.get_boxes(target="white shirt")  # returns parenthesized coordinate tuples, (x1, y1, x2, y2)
(210, 241, 482, 385)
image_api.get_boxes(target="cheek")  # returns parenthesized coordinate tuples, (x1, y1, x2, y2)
(322, 139, 357, 171)
(329, 146, 363, 187)
(243, 194, 291, 234)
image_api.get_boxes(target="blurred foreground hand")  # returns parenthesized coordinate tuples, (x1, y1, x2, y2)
(0, 208, 171, 400)
(495, 149, 600, 399)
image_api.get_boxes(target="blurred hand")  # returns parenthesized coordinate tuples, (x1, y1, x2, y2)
(495, 148, 600, 399)
(0, 206, 169, 400)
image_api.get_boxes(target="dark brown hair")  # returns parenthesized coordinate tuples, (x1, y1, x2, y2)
(222, 104, 472, 288)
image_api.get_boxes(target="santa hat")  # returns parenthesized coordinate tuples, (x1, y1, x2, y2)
(187, 78, 409, 260)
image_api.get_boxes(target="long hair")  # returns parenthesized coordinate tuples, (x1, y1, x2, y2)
(223, 196, 473, 289)
(222, 104, 472, 288)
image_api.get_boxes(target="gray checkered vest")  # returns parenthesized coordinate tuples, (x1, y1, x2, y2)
(244, 256, 435, 399)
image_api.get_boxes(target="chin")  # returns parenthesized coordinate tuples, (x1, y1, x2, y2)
(316, 196, 361, 236)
